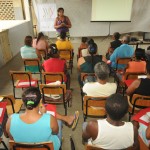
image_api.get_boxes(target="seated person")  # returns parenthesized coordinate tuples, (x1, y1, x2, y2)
(126, 61, 150, 98)
(118, 48, 146, 81)
(145, 46, 150, 61)
(78, 37, 88, 57)
(106, 32, 122, 60)
(6, 87, 79, 150)
(78, 42, 107, 86)
(42, 44, 70, 89)
(83, 62, 117, 97)
(132, 108, 150, 147)
(32, 32, 49, 56)
(79, 37, 88, 49)
(110, 35, 134, 70)
(82, 93, 139, 150)
(20, 36, 42, 72)
(78, 42, 107, 73)
(20, 35, 41, 60)
(56, 31, 73, 51)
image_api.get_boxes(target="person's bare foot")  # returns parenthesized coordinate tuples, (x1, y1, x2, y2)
(65, 115, 75, 125)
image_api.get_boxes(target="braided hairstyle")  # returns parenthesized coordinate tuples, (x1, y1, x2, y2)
(22, 87, 41, 110)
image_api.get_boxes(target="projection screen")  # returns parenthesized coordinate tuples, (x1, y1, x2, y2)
(91, 0, 133, 22)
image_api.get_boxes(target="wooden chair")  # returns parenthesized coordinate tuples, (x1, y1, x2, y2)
(83, 96, 107, 121)
(85, 145, 103, 150)
(42, 72, 65, 84)
(80, 73, 96, 110)
(114, 57, 132, 96)
(85, 136, 148, 150)
(23, 58, 42, 83)
(128, 94, 150, 120)
(0, 95, 23, 115)
(115, 57, 132, 71)
(117, 72, 147, 97)
(85, 145, 134, 150)
(38, 49, 47, 60)
(125, 72, 147, 80)
(39, 84, 69, 115)
(10, 71, 39, 99)
(9, 140, 54, 150)
(59, 49, 73, 73)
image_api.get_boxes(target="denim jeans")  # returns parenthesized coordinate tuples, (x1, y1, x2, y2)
(57, 120, 63, 142)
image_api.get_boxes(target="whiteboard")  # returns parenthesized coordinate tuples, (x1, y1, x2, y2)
(91, 0, 133, 21)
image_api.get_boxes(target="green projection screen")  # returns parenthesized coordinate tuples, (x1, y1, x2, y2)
(91, 0, 133, 21)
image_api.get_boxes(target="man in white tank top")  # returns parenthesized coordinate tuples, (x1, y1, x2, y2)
(82, 94, 140, 150)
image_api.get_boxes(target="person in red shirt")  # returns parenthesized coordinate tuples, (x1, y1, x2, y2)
(42, 44, 70, 89)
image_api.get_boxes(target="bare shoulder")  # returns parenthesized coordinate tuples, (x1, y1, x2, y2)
(78, 57, 84, 64)
(131, 79, 141, 88)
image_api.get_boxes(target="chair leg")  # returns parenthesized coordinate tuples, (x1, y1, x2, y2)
(13, 87, 16, 99)
(64, 104, 67, 116)
(40, 73, 42, 83)
(84, 115, 86, 122)
(129, 113, 131, 121)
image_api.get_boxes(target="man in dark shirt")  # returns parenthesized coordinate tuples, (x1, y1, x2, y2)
(106, 32, 122, 59)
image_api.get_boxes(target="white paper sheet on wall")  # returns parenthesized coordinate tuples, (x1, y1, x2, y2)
(37, 3, 57, 31)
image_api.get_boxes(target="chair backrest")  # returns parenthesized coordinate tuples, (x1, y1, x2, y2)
(0, 95, 15, 113)
(83, 96, 107, 117)
(10, 71, 32, 81)
(39, 84, 66, 95)
(124, 72, 147, 80)
(116, 57, 131, 70)
(59, 49, 72, 60)
(23, 58, 40, 66)
(130, 94, 150, 108)
(85, 145, 134, 150)
(39, 84, 66, 104)
(85, 145, 103, 150)
(38, 49, 47, 59)
(42, 72, 65, 84)
(9, 140, 54, 150)
(81, 73, 96, 81)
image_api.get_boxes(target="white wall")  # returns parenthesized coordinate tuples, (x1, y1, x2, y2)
(8, 21, 33, 56)
(34, 0, 150, 37)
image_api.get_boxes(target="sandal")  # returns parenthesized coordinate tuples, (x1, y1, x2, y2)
(71, 111, 79, 130)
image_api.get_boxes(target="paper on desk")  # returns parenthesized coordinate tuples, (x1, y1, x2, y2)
(18, 81, 36, 86)
(138, 75, 147, 79)
(140, 112, 150, 123)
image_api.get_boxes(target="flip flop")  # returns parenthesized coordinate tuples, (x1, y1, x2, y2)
(71, 111, 79, 130)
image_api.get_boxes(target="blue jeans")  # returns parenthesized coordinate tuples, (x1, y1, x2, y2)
(57, 120, 63, 142)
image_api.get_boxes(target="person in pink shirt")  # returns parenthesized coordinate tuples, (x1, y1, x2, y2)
(33, 32, 49, 55)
